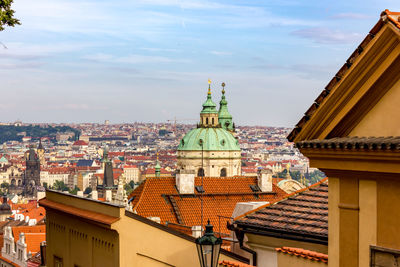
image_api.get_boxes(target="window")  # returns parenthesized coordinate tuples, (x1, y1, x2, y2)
(54, 256, 63, 267)
(212, 118, 214, 124)
(206, 118, 209, 125)
(220, 168, 227, 177)
(370, 245, 400, 266)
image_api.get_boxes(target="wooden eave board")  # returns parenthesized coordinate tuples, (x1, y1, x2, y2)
(292, 23, 400, 142)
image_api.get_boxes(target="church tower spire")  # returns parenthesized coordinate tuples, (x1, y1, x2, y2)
(200, 80, 219, 127)
(155, 153, 161, 178)
(218, 82, 234, 132)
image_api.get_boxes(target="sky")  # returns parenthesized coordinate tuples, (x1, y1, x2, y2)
(1, 0, 400, 127)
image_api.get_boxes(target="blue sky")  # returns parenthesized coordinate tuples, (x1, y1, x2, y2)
(1, 0, 399, 126)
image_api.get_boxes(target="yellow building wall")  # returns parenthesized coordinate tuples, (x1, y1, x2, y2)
(377, 178, 400, 251)
(277, 253, 327, 267)
(350, 78, 400, 137)
(358, 179, 377, 267)
(328, 177, 339, 267)
(46, 210, 119, 267)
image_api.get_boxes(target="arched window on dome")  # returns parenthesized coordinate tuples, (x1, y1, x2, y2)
(220, 168, 227, 177)
(206, 118, 209, 125)
(212, 118, 214, 125)
(198, 168, 205, 177)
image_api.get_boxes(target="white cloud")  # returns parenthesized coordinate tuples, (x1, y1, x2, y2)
(292, 27, 363, 44)
(82, 53, 190, 64)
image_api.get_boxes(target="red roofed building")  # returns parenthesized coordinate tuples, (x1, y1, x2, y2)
(128, 173, 287, 237)
(1, 225, 45, 267)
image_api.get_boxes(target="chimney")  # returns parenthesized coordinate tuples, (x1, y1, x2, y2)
(105, 190, 112, 202)
(258, 169, 273, 192)
(40, 241, 46, 266)
(191, 225, 202, 238)
(176, 169, 195, 194)
(91, 190, 98, 200)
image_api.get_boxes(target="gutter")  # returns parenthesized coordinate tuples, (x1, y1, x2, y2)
(228, 222, 257, 266)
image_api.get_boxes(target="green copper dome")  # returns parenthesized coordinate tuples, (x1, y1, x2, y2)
(178, 127, 240, 151)
(201, 86, 218, 114)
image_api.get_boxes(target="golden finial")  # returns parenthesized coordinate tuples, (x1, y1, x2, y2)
(156, 152, 159, 161)
(207, 79, 211, 95)
(221, 82, 225, 94)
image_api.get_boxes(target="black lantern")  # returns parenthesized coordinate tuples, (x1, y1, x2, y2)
(195, 220, 222, 267)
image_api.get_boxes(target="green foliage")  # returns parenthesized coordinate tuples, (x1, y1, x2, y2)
(276, 169, 287, 178)
(42, 182, 48, 189)
(0, 125, 81, 143)
(53, 180, 69, 191)
(69, 186, 80, 195)
(124, 180, 136, 196)
(307, 170, 326, 185)
(0, 0, 20, 31)
(1, 182, 9, 188)
(289, 171, 301, 181)
(84, 187, 92, 194)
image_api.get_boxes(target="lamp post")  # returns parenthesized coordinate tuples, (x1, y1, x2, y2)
(199, 138, 204, 232)
(196, 219, 222, 267)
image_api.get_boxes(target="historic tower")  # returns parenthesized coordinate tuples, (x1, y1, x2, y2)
(37, 139, 45, 166)
(177, 81, 241, 177)
(23, 146, 41, 196)
(97, 148, 117, 198)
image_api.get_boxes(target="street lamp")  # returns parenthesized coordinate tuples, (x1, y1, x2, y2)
(196, 219, 222, 267)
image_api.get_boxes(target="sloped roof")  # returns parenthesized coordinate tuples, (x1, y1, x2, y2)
(276, 247, 328, 263)
(219, 260, 255, 267)
(12, 225, 46, 254)
(129, 177, 288, 235)
(287, 9, 400, 142)
(76, 159, 94, 167)
(235, 179, 328, 244)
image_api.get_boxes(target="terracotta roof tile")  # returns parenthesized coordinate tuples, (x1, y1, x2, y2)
(296, 136, 400, 151)
(219, 260, 255, 267)
(235, 179, 328, 243)
(129, 177, 288, 235)
(12, 225, 46, 254)
(276, 247, 328, 263)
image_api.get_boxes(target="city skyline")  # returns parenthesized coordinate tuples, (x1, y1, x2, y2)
(1, 0, 400, 126)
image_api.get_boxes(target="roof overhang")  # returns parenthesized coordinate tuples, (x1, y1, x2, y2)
(39, 198, 120, 229)
(288, 11, 400, 142)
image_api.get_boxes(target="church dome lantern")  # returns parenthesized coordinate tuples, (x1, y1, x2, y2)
(177, 80, 241, 177)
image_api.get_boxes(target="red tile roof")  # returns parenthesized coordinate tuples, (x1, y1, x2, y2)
(12, 225, 46, 254)
(72, 140, 88, 146)
(235, 178, 328, 243)
(276, 247, 328, 263)
(129, 177, 288, 235)
(219, 260, 254, 267)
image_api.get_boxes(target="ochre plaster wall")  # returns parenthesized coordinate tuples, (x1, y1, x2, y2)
(350, 78, 400, 136)
(377, 178, 400, 251)
(358, 179, 377, 267)
(328, 177, 339, 267)
(46, 210, 119, 267)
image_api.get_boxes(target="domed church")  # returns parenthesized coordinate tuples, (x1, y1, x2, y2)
(177, 81, 241, 177)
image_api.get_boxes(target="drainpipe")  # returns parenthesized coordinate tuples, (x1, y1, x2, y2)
(229, 222, 257, 266)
